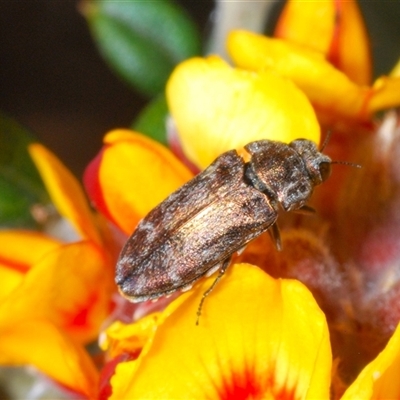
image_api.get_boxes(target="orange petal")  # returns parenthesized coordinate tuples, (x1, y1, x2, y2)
(167, 56, 320, 169)
(29, 144, 101, 244)
(0, 318, 98, 399)
(228, 30, 370, 122)
(0, 230, 62, 300)
(341, 323, 400, 399)
(368, 76, 400, 114)
(274, 0, 371, 86)
(274, 0, 336, 56)
(109, 264, 331, 399)
(329, 0, 372, 86)
(84, 129, 193, 235)
(0, 241, 114, 343)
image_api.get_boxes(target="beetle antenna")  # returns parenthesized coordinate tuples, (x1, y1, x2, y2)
(320, 130, 332, 152)
(331, 160, 362, 168)
(320, 131, 361, 168)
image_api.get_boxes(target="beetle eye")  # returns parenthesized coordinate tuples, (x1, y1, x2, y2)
(319, 162, 331, 181)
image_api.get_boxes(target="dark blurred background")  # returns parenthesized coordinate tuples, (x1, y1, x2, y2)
(0, 1, 399, 177)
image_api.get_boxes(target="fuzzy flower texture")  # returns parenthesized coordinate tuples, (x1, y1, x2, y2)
(2, 1, 400, 399)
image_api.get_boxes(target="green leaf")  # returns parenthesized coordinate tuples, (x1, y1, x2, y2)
(0, 113, 49, 228)
(132, 94, 169, 145)
(83, 0, 201, 97)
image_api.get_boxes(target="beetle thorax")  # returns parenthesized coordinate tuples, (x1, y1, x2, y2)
(244, 139, 331, 212)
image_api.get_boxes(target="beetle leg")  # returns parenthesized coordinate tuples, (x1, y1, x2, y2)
(268, 222, 282, 251)
(205, 262, 223, 277)
(236, 245, 247, 255)
(196, 257, 231, 325)
(295, 204, 316, 215)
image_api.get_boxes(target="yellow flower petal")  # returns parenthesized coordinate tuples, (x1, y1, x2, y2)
(100, 314, 160, 359)
(0, 241, 113, 343)
(342, 323, 400, 399)
(110, 264, 331, 399)
(274, 0, 371, 86)
(166, 56, 320, 169)
(368, 76, 400, 114)
(274, 0, 336, 56)
(330, 0, 371, 86)
(94, 129, 192, 234)
(228, 30, 370, 122)
(29, 144, 101, 244)
(0, 268, 23, 303)
(0, 318, 98, 399)
(0, 230, 62, 300)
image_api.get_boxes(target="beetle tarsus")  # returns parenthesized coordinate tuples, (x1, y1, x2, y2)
(196, 258, 231, 325)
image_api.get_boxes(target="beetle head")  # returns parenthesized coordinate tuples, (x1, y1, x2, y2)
(290, 139, 332, 185)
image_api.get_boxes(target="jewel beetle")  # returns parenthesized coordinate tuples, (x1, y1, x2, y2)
(116, 138, 332, 320)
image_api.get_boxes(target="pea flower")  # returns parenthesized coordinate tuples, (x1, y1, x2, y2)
(80, 44, 327, 397)
(0, 144, 117, 398)
(1, 0, 400, 398)
(101, 264, 400, 399)
(103, 264, 333, 399)
(90, 0, 400, 398)
(79, 111, 393, 400)
(227, 1, 400, 127)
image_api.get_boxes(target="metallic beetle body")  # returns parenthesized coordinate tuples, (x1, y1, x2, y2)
(116, 139, 331, 302)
